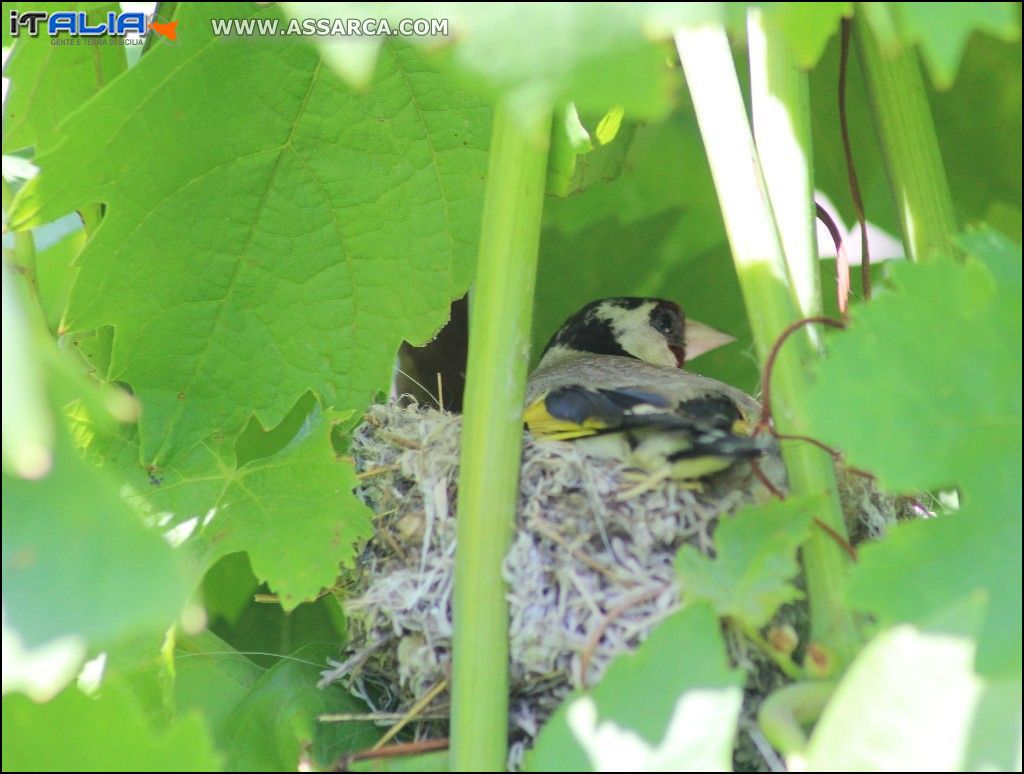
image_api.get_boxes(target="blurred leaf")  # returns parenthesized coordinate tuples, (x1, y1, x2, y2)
(805, 599, 1022, 770)
(1, 261, 53, 478)
(676, 498, 817, 629)
(2, 2, 126, 152)
(848, 505, 1021, 677)
(11, 4, 490, 466)
(526, 604, 744, 771)
(1, 681, 221, 771)
(284, 3, 693, 128)
(879, 3, 1021, 89)
(931, 35, 1022, 240)
(761, 3, 851, 68)
(2, 424, 188, 650)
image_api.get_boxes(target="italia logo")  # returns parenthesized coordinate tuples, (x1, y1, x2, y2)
(8, 10, 178, 40)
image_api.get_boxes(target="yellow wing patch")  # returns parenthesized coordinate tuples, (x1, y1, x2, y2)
(524, 395, 608, 440)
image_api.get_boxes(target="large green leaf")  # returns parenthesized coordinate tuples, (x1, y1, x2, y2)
(2, 2, 126, 152)
(180, 639, 381, 771)
(676, 498, 817, 629)
(81, 409, 373, 610)
(1, 681, 221, 771)
(807, 247, 1019, 499)
(806, 232, 1022, 675)
(11, 3, 490, 466)
(526, 604, 744, 772)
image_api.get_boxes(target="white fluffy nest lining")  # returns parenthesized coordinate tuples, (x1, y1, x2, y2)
(322, 400, 911, 768)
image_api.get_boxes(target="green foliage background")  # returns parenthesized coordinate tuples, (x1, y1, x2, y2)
(2, 2, 1021, 771)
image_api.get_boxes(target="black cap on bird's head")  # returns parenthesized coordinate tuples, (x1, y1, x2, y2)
(538, 297, 734, 370)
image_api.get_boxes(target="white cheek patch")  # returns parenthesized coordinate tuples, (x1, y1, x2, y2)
(599, 303, 677, 367)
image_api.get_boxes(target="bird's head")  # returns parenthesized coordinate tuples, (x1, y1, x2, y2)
(537, 297, 734, 370)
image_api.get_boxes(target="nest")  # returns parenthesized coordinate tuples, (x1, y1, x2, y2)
(324, 400, 911, 768)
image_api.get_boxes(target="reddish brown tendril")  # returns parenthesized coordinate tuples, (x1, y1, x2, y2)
(751, 456, 786, 500)
(775, 433, 875, 480)
(336, 738, 449, 770)
(813, 517, 859, 561)
(756, 316, 846, 433)
(815, 202, 851, 321)
(840, 17, 872, 302)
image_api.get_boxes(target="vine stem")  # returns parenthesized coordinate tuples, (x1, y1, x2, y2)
(853, 12, 957, 262)
(450, 105, 550, 771)
(676, 20, 859, 663)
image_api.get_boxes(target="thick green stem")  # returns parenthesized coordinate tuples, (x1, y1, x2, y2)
(450, 106, 549, 772)
(748, 9, 822, 332)
(853, 10, 958, 262)
(676, 24, 859, 663)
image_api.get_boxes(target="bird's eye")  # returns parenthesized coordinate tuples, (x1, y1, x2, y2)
(652, 310, 675, 335)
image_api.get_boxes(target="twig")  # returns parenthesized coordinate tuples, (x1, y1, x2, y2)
(529, 516, 631, 583)
(371, 678, 448, 751)
(335, 738, 449, 770)
(319, 711, 448, 723)
(579, 586, 668, 688)
(356, 465, 399, 480)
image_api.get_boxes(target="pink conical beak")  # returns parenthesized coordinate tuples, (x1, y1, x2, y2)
(685, 319, 735, 361)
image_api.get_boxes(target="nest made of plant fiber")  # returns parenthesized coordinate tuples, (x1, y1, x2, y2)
(322, 399, 912, 769)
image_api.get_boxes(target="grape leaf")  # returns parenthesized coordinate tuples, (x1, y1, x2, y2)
(676, 498, 817, 629)
(1, 681, 221, 771)
(526, 603, 744, 772)
(807, 248, 1020, 500)
(283, 2, 690, 128)
(200, 552, 260, 626)
(82, 408, 373, 610)
(2, 2, 126, 152)
(174, 630, 263, 733)
(288, 3, 865, 129)
(11, 3, 490, 467)
(202, 641, 380, 771)
(804, 599, 1022, 770)
(806, 233, 1022, 675)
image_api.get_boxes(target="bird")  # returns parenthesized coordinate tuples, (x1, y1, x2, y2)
(524, 297, 772, 494)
